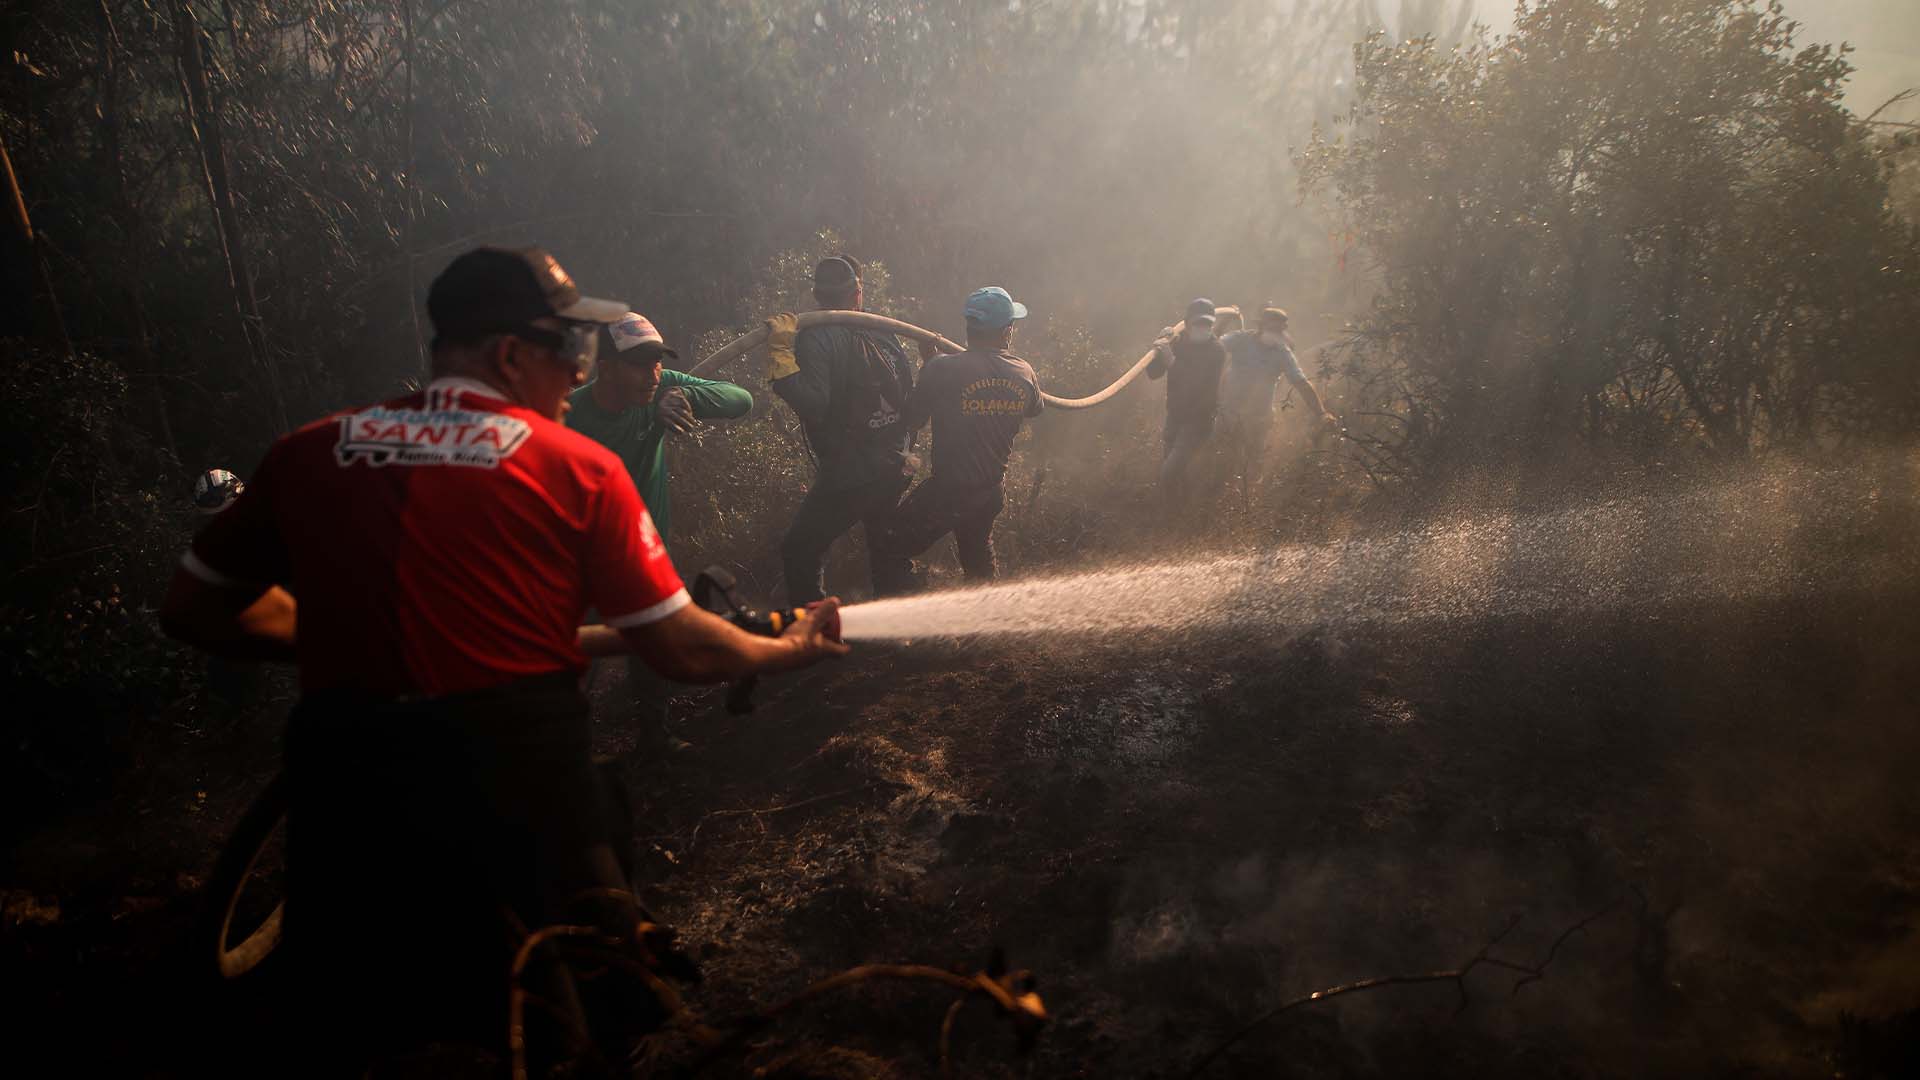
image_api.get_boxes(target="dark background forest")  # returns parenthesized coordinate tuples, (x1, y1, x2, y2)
(4, 0, 1915, 823)
(3, 1, 1919, 1074)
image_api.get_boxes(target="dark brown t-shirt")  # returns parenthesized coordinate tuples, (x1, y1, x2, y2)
(904, 348, 1044, 487)
(1157, 333, 1228, 422)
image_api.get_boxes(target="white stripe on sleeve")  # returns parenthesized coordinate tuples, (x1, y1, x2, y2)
(603, 587, 692, 630)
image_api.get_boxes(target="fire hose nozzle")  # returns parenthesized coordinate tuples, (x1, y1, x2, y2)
(690, 566, 809, 714)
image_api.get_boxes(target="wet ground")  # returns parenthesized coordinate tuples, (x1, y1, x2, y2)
(608, 588, 1920, 1078)
(6, 585, 1919, 1077)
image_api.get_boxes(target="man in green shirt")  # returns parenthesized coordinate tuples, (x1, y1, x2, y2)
(568, 312, 752, 724)
(566, 312, 753, 543)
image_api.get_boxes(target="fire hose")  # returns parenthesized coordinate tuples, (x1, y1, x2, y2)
(689, 310, 1155, 410)
(691, 310, 1337, 412)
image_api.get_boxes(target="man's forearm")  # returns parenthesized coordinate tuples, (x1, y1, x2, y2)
(586, 604, 805, 684)
(688, 381, 754, 420)
(659, 624, 804, 683)
(1292, 375, 1329, 418)
(160, 570, 298, 662)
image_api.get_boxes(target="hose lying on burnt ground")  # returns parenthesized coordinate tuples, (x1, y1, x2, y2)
(692, 309, 1342, 412)
(507, 896, 1047, 1080)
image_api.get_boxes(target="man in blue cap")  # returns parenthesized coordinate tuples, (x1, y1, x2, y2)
(872, 286, 1043, 593)
(1146, 297, 1229, 504)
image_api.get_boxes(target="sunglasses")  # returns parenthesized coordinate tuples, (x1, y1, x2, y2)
(512, 322, 599, 375)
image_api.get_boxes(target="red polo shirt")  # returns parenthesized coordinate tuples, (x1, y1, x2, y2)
(184, 377, 688, 697)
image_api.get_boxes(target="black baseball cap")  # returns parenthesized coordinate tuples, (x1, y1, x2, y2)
(1186, 297, 1217, 321)
(428, 246, 628, 341)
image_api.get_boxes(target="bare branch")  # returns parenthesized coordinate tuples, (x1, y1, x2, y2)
(678, 780, 905, 853)
(1186, 899, 1624, 1077)
(1864, 87, 1919, 125)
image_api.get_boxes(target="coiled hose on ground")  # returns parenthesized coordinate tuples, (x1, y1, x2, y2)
(690, 310, 1333, 411)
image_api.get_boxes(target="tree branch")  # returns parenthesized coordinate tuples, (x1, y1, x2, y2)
(1186, 897, 1625, 1077)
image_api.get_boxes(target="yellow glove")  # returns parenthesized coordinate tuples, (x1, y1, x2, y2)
(764, 312, 799, 381)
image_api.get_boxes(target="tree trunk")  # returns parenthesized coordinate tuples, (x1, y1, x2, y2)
(97, 0, 180, 465)
(402, 0, 425, 372)
(2, 138, 75, 362)
(171, 0, 288, 434)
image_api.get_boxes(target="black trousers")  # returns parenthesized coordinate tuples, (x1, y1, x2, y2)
(1161, 411, 1216, 504)
(283, 673, 635, 1062)
(872, 476, 1006, 593)
(780, 474, 910, 604)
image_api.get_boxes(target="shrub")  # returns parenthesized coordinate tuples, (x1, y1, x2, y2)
(0, 342, 201, 832)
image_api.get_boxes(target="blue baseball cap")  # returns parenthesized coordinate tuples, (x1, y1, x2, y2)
(963, 286, 1029, 329)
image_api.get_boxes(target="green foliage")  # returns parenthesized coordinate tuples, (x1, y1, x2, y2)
(1883, 128, 1920, 225)
(8, 0, 1396, 473)
(1301, 0, 1920, 463)
(1001, 321, 1160, 570)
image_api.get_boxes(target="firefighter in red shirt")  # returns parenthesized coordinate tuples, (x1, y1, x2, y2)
(160, 247, 847, 1063)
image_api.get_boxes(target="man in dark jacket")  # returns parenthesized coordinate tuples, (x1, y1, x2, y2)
(766, 255, 931, 603)
(874, 286, 1042, 592)
(1146, 297, 1228, 504)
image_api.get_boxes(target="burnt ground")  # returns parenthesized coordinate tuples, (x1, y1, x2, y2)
(5, 584, 1920, 1077)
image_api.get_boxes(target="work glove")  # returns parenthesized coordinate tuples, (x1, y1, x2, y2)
(765, 312, 799, 382)
(1147, 328, 1175, 379)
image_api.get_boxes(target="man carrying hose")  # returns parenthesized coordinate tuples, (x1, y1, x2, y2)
(158, 246, 847, 1066)
(1146, 297, 1230, 505)
(765, 254, 935, 603)
(872, 286, 1043, 593)
(1217, 306, 1337, 486)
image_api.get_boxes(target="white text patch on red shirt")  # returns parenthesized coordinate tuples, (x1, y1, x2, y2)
(334, 402, 532, 469)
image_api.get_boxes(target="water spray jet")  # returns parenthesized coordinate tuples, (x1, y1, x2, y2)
(835, 462, 1915, 644)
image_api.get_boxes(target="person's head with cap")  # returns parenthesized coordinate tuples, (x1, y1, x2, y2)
(1184, 297, 1217, 341)
(426, 246, 628, 421)
(1258, 306, 1291, 347)
(813, 254, 864, 311)
(962, 286, 1028, 351)
(595, 312, 678, 410)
